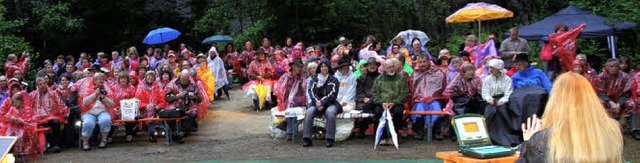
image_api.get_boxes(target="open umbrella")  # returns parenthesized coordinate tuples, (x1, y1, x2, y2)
(446, 2, 513, 38)
(391, 29, 430, 47)
(202, 35, 234, 44)
(142, 27, 181, 45)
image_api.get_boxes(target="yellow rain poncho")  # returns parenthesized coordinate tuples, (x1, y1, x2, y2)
(196, 65, 216, 102)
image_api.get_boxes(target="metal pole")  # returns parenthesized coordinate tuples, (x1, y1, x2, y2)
(478, 20, 482, 39)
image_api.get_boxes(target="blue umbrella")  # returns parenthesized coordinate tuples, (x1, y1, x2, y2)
(142, 27, 181, 45)
(202, 35, 233, 44)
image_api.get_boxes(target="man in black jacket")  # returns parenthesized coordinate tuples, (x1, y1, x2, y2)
(355, 58, 380, 138)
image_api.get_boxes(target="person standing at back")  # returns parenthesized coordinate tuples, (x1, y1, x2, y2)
(499, 28, 531, 70)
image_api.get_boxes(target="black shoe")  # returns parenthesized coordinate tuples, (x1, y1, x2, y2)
(302, 138, 312, 147)
(175, 132, 185, 143)
(51, 146, 62, 153)
(149, 135, 158, 142)
(325, 139, 334, 148)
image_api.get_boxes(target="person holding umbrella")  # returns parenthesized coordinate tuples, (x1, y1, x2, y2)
(371, 58, 409, 146)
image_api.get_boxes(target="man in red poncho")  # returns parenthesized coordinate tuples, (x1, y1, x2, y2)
(135, 70, 166, 142)
(30, 77, 68, 153)
(164, 70, 206, 141)
(597, 58, 635, 119)
(273, 58, 307, 140)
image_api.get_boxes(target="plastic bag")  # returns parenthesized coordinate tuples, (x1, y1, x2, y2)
(119, 98, 140, 120)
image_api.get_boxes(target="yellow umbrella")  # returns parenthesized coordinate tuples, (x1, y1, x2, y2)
(446, 2, 513, 38)
(254, 83, 269, 110)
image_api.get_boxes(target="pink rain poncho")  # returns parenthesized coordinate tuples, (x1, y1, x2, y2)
(0, 92, 43, 160)
(108, 83, 136, 119)
(274, 72, 307, 111)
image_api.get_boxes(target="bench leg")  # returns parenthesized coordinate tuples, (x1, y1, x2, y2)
(164, 120, 171, 145)
(427, 115, 433, 143)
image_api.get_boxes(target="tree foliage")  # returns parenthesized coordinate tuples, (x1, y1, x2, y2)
(0, 0, 638, 71)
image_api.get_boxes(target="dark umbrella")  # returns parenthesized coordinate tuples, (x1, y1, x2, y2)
(142, 27, 181, 45)
(202, 35, 233, 44)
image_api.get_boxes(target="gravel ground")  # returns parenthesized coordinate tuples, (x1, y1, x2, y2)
(40, 87, 640, 162)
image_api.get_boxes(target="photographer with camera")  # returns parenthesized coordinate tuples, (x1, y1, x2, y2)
(79, 73, 115, 151)
(163, 70, 204, 143)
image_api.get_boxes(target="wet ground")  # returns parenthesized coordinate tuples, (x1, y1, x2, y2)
(40, 87, 640, 162)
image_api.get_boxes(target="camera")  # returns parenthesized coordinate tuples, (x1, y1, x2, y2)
(183, 91, 194, 106)
(99, 87, 107, 95)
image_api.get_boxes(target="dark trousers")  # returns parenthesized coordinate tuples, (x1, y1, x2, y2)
(43, 120, 62, 147)
(373, 104, 404, 139)
(451, 95, 484, 115)
(168, 111, 198, 134)
(357, 102, 375, 135)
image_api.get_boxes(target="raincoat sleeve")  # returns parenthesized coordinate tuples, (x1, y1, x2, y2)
(135, 86, 150, 109)
(481, 78, 494, 102)
(499, 77, 513, 103)
(371, 77, 382, 104)
(444, 76, 462, 98)
(393, 76, 409, 105)
(597, 74, 611, 102)
(344, 76, 357, 103)
(356, 77, 367, 103)
(52, 93, 70, 119)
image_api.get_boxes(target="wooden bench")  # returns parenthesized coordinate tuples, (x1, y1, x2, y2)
(406, 111, 449, 143)
(112, 116, 188, 145)
(36, 127, 51, 133)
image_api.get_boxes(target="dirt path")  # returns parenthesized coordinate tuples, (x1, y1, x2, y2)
(39, 86, 640, 162)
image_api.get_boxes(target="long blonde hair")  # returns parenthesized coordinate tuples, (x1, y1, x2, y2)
(542, 72, 623, 162)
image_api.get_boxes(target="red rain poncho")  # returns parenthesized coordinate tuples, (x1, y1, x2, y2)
(163, 78, 208, 121)
(0, 92, 43, 160)
(597, 69, 635, 118)
(549, 23, 586, 72)
(135, 81, 167, 118)
(274, 72, 307, 111)
(3, 55, 28, 79)
(0, 82, 24, 116)
(108, 83, 136, 119)
(29, 88, 69, 124)
(79, 78, 115, 115)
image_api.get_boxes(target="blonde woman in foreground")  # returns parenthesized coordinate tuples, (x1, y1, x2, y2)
(517, 72, 624, 162)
